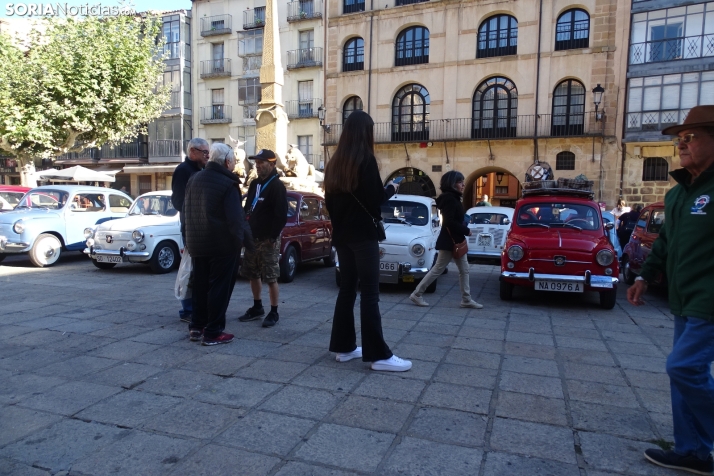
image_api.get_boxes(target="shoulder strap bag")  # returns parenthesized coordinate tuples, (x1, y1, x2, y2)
(446, 227, 468, 259)
(351, 193, 386, 242)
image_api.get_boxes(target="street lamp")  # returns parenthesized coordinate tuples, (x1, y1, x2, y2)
(317, 105, 330, 132)
(496, 171, 504, 184)
(592, 84, 605, 122)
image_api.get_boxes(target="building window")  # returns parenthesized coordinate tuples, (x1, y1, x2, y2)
(555, 9, 589, 51)
(238, 78, 261, 105)
(237, 126, 256, 156)
(211, 89, 225, 120)
(392, 84, 430, 141)
(395, 26, 429, 67)
(472, 77, 518, 139)
(343, 37, 364, 71)
(239, 30, 263, 56)
(298, 80, 314, 117)
(343, 96, 363, 123)
(551, 79, 586, 136)
(556, 151, 576, 170)
(626, 72, 714, 131)
(642, 157, 669, 181)
(299, 29, 315, 49)
(344, 0, 365, 14)
(477, 15, 518, 58)
(163, 18, 180, 59)
(298, 135, 313, 164)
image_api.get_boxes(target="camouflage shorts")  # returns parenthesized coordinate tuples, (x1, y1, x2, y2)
(241, 238, 281, 283)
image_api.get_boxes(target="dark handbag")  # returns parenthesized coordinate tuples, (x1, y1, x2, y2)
(352, 193, 386, 242)
(446, 227, 468, 259)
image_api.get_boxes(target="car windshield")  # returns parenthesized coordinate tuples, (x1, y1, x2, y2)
(469, 212, 510, 225)
(517, 202, 600, 230)
(0, 192, 24, 210)
(381, 201, 429, 226)
(16, 190, 69, 210)
(128, 195, 177, 216)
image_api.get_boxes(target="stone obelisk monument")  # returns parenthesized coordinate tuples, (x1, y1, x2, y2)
(255, 0, 288, 162)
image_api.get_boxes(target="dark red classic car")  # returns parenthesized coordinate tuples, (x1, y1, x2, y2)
(500, 188, 620, 309)
(0, 185, 31, 212)
(278, 191, 335, 282)
(622, 202, 665, 285)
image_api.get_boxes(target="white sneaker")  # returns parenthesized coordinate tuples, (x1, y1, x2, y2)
(409, 293, 429, 307)
(460, 300, 484, 309)
(371, 355, 412, 372)
(336, 347, 362, 362)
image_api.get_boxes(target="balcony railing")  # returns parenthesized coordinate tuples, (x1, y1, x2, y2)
(323, 113, 602, 145)
(287, 0, 322, 21)
(285, 99, 321, 119)
(626, 109, 689, 133)
(200, 15, 232, 36)
(57, 147, 100, 161)
(149, 140, 183, 157)
(200, 105, 232, 124)
(286, 47, 323, 69)
(243, 7, 265, 30)
(241, 56, 262, 75)
(395, 0, 428, 5)
(101, 141, 148, 159)
(200, 59, 231, 78)
(343, 0, 365, 13)
(630, 34, 714, 65)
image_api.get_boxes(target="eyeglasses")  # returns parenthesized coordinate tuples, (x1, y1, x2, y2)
(191, 148, 210, 155)
(673, 134, 698, 146)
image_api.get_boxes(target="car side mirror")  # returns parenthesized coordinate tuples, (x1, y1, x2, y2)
(502, 218, 510, 225)
(604, 222, 614, 231)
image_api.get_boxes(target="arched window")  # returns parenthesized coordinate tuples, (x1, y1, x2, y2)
(343, 37, 364, 72)
(477, 15, 518, 58)
(342, 96, 363, 123)
(551, 79, 585, 136)
(555, 9, 589, 51)
(392, 84, 430, 141)
(395, 26, 429, 66)
(472, 77, 518, 139)
(556, 151, 576, 170)
(642, 157, 669, 181)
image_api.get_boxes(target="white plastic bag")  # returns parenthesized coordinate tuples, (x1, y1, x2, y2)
(174, 248, 193, 301)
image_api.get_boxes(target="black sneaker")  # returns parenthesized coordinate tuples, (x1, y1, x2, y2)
(262, 311, 279, 328)
(644, 448, 714, 475)
(180, 313, 192, 324)
(239, 306, 265, 322)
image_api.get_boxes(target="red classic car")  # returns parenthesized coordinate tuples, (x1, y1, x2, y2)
(0, 185, 31, 212)
(278, 191, 335, 282)
(622, 202, 665, 285)
(499, 188, 620, 309)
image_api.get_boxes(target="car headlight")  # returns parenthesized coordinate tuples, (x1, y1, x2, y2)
(132, 230, 144, 242)
(13, 220, 24, 234)
(411, 243, 425, 257)
(126, 240, 137, 251)
(596, 249, 614, 266)
(84, 228, 94, 239)
(507, 245, 524, 261)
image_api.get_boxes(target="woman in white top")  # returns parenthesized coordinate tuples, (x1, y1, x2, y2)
(611, 198, 630, 225)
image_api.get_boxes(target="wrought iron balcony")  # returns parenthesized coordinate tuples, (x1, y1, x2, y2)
(629, 34, 714, 65)
(287, 0, 322, 22)
(200, 105, 232, 124)
(243, 7, 265, 30)
(149, 140, 183, 158)
(286, 48, 323, 69)
(322, 113, 602, 145)
(101, 141, 148, 159)
(285, 99, 321, 119)
(200, 15, 232, 36)
(626, 109, 689, 133)
(343, 0, 364, 13)
(200, 59, 232, 78)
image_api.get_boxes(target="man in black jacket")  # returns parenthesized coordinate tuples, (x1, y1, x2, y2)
(239, 149, 288, 328)
(171, 138, 209, 324)
(184, 143, 252, 346)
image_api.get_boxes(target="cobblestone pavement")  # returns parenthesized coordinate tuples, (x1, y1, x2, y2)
(0, 253, 679, 476)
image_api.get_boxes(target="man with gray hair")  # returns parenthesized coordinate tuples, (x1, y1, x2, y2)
(183, 143, 252, 345)
(172, 138, 210, 323)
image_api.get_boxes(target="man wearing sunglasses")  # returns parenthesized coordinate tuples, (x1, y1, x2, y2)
(628, 105, 714, 475)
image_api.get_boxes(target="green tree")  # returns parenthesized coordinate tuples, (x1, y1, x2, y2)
(0, 15, 170, 182)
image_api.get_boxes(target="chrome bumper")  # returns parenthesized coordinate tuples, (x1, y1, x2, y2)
(84, 246, 151, 260)
(500, 269, 618, 289)
(468, 250, 501, 258)
(0, 235, 29, 252)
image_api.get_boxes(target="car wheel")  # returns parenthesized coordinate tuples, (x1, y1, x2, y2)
(29, 233, 62, 267)
(500, 280, 514, 300)
(149, 241, 179, 274)
(623, 260, 636, 285)
(335, 268, 341, 287)
(323, 246, 337, 267)
(600, 288, 617, 310)
(92, 259, 117, 270)
(424, 278, 437, 294)
(280, 245, 298, 283)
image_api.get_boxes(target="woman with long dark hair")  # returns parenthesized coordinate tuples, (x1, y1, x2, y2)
(410, 171, 483, 309)
(324, 110, 411, 372)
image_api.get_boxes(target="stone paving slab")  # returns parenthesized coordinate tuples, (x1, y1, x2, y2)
(0, 253, 691, 475)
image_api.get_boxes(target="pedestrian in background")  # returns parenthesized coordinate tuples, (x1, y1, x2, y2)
(475, 194, 491, 207)
(171, 137, 210, 324)
(239, 149, 288, 328)
(324, 110, 411, 372)
(410, 171, 483, 310)
(617, 203, 642, 248)
(183, 143, 252, 346)
(611, 197, 630, 225)
(627, 105, 714, 475)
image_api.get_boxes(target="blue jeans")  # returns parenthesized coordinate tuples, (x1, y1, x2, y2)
(668, 315, 714, 460)
(180, 298, 193, 318)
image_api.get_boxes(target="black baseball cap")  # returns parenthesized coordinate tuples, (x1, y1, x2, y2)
(250, 149, 277, 162)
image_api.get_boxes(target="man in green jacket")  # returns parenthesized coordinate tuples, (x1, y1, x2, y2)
(628, 105, 714, 475)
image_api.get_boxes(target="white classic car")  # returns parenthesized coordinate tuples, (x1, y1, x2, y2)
(84, 190, 183, 274)
(465, 206, 514, 259)
(0, 185, 133, 267)
(336, 194, 441, 293)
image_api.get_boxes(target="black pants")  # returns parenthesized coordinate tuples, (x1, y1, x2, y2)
(190, 253, 238, 339)
(330, 240, 392, 362)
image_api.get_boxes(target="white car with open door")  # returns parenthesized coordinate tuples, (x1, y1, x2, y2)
(465, 206, 514, 259)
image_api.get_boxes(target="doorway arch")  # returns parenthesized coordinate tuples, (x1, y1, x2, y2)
(464, 166, 521, 209)
(385, 167, 436, 197)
